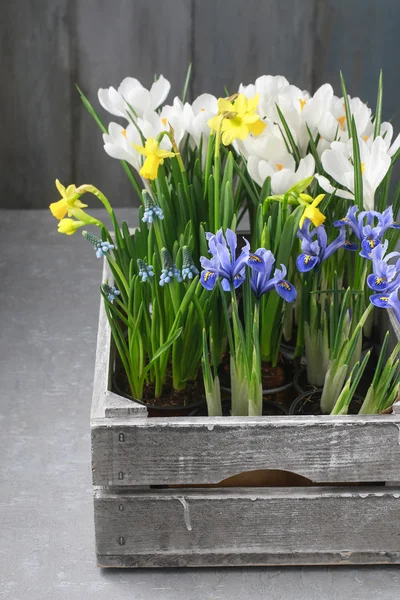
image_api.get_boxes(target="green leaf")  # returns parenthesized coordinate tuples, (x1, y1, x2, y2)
(275, 104, 301, 164)
(181, 63, 192, 103)
(374, 70, 383, 139)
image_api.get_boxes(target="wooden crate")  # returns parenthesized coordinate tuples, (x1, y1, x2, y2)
(91, 263, 400, 567)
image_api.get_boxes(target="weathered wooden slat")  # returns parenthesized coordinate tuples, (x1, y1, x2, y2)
(91, 260, 147, 419)
(192, 0, 316, 97)
(74, 0, 192, 207)
(0, 1, 73, 208)
(91, 413, 400, 486)
(94, 487, 400, 567)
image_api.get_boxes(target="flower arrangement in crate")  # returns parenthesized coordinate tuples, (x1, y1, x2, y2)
(50, 69, 400, 417)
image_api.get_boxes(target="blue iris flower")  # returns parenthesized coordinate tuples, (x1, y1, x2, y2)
(249, 248, 297, 302)
(370, 288, 400, 323)
(366, 241, 400, 293)
(296, 220, 346, 273)
(334, 206, 400, 259)
(200, 228, 251, 291)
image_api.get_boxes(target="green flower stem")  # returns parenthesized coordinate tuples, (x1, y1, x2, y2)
(80, 185, 114, 218)
(213, 116, 224, 232)
(204, 133, 215, 199)
(106, 256, 130, 296)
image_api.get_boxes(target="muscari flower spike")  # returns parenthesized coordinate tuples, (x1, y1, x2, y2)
(159, 247, 182, 286)
(142, 189, 164, 223)
(182, 246, 199, 280)
(296, 219, 346, 273)
(137, 258, 154, 282)
(102, 284, 120, 302)
(82, 230, 114, 258)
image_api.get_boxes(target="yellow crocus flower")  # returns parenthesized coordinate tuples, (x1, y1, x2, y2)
(299, 193, 326, 228)
(133, 137, 175, 180)
(57, 218, 86, 236)
(49, 179, 88, 220)
(208, 94, 266, 146)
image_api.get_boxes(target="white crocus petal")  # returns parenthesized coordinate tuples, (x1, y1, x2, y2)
(315, 174, 355, 200)
(185, 94, 218, 150)
(295, 154, 315, 181)
(302, 83, 334, 131)
(330, 140, 350, 157)
(118, 77, 142, 98)
(321, 149, 353, 188)
(367, 136, 391, 189)
(159, 102, 186, 147)
(271, 154, 314, 195)
(350, 97, 371, 137)
(318, 111, 345, 143)
(192, 93, 218, 114)
(238, 127, 287, 161)
(247, 156, 275, 187)
(389, 133, 400, 157)
(98, 87, 127, 118)
(98, 75, 171, 120)
(317, 137, 331, 157)
(103, 122, 142, 171)
(247, 156, 266, 187)
(126, 88, 152, 117)
(238, 82, 256, 97)
(271, 169, 296, 194)
(149, 75, 171, 110)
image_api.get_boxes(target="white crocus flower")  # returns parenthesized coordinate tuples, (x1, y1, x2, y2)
(158, 99, 186, 148)
(98, 75, 171, 120)
(103, 109, 177, 175)
(236, 122, 287, 161)
(103, 122, 152, 172)
(316, 136, 391, 210)
(362, 122, 400, 157)
(318, 95, 371, 144)
(184, 93, 218, 148)
(239, 75, 290, 121)
(247, 152, 315, 195)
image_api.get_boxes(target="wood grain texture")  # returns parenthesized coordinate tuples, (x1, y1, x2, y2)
(74, 0, 192, 207)
(192, 0, 316, 97)
(91, 413, 400, 486)
(91, 260, 147, 419)
(94, 487, 400, 567)
(313, 0, 400, 192)
(0, 0, 73, 208)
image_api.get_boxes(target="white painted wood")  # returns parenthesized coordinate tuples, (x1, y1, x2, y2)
(91, 260, 147, 420)
(94, 487, 400, 567)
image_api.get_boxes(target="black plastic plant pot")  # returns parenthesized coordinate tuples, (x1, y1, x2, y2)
(289, 389, 323, 415)
(289, 389, 364, 416)
(112, 374, 206, 418)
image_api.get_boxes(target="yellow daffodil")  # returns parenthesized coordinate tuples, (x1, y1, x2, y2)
(57, 218, 86, 236)
(208, 94, 266, 146)
(133, 137, 175, 180)
(49, 180, 88, 220)
(299, 193, 326, 228)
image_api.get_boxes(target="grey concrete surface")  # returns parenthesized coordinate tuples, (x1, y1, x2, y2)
(1, 209, 399, 599)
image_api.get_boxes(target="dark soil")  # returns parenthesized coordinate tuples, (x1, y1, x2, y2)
(113, 363, 206, 411)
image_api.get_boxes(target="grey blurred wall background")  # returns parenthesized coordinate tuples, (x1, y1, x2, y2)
(1, 0, 400, 209)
